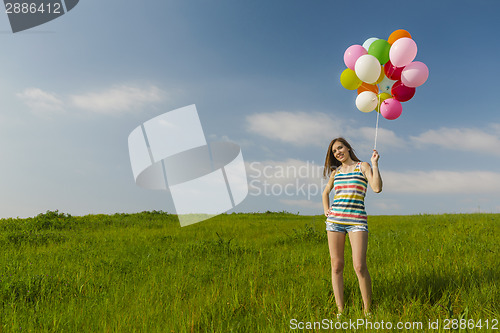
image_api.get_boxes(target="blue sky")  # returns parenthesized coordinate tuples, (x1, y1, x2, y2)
(0, 0, 499, 219)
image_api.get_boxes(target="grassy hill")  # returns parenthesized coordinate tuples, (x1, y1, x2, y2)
(0, 211, 498, 332)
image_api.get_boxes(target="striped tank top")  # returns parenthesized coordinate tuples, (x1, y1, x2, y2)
(326, 162, 368, 225)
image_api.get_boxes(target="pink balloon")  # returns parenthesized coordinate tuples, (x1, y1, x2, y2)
(389, 37, 417, 67)
(391, 80, 416, 102)
(344, 45, 368, 71)
(380, 98, 402, 120)
(401, 61, 429, 87)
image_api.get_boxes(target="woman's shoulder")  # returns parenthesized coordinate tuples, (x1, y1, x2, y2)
(359, 161, 369, 168)
(359, 162, 372, 179)
(358, 161, 370, 177)
(330, 166, 341, 177)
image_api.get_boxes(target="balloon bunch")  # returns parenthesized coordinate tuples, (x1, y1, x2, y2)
(340, 29, 429, 120)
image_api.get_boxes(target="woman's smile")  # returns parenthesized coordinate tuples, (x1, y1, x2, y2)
(332, 142, 349, 162)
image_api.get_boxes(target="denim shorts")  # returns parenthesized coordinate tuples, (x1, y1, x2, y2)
(325, 222, 368, 234)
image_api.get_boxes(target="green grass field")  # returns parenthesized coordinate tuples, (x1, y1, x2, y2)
(0, 211, 498, 332)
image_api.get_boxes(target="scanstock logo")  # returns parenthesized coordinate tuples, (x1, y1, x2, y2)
(3, 0, 79, 33)
(128, 105, 249, 227)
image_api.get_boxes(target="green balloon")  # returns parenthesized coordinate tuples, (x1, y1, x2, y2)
(368, 39, 391, 65)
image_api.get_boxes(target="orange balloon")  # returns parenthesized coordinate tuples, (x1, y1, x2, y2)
(388, 29, 412, 45)
(357, 82, 379, 95)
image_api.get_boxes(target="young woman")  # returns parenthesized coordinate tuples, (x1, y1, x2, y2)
(322, 137, 382, 317)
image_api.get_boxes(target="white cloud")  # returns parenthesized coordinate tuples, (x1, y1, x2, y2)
(279, 199, 322, 210)
(410, 127, 500, 155)
(246, 111, 341, 147)
(246, 158, 500, 196)
(246, 159, 326, 185)
(490, 123, 500, 132)
(17, 84, 166, 116)
(358, 126, 407, 150)
(246, 159, 328, 202)
(245, 110, 499, 161)
(245, 110, 407, 151)
(17, 88, 64, 114)
(245, 158, 500, 215)
(69, 85, 165, 114)
(383, 170, 500, 194)
(371, 200, 402, 211)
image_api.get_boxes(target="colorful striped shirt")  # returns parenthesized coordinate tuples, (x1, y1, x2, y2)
(326, 162, 368, 225)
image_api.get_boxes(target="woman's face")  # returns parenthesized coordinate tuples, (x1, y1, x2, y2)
(332, 141, 349, 163)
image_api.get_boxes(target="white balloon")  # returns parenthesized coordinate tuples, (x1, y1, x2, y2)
(355, 55, 381, 84)
(362, 37, 379, 51)
(378, 76, 396, 94)
(356, 91, 378, 113)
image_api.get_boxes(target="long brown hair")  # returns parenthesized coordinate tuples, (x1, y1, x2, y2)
(323, 137, 361, 178)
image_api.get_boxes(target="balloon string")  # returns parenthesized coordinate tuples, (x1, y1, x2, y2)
(374, 94, 381, 151)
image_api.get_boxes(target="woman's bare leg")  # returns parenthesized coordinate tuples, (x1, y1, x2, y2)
(327, 231, 346, 313)
(348, 231, 372, 314)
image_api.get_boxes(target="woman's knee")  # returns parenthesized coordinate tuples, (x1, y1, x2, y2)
(331, 259, 344, 274)
(353, 261, 368, 276)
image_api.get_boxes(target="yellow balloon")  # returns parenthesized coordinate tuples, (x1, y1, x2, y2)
(376, 92, 392, 112)
(340, 68, 362, 90)
(375, 66, 385, 84)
